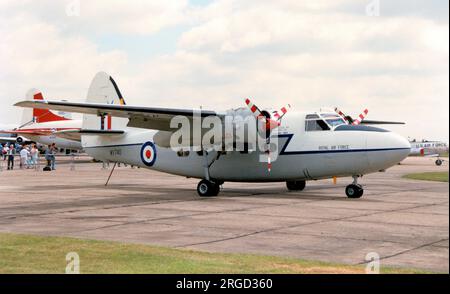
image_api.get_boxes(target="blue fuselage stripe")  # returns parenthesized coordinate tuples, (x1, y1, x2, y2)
(84, 142, 409, 155)
(279, 147, 410, 155)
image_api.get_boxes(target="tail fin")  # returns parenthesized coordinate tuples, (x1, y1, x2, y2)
(83, 72, 128, 130)
(32, 91, 69, 123)
(21, 88, 69, 125)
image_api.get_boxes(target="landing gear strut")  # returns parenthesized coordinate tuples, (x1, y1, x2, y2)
(286, 180, 306, 191)
(197, 150, 221, 197)
(345, 176, 364, 198)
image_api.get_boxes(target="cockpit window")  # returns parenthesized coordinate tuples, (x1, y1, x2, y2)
(326, 118, 346, 127)
(305, 119, 330, 131)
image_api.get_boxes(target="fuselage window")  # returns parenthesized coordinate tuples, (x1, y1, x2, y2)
(177, 150, 190, 157)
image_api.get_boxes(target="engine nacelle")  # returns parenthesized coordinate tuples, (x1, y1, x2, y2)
(16, 136, 25, 143)
(153, 108, 268, 152)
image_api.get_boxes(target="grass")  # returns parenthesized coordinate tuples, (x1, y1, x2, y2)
(0, 233, 430, 274)
(403, 172, 449, 183)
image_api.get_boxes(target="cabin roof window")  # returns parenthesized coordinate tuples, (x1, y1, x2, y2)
(305, 114, 320, 119)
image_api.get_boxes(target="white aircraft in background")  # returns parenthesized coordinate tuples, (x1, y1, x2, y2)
(1, 89, 82, 150)
(409, 140, 448, 166)
(15, 72, 411, 198)
(0, 123, 18, 145)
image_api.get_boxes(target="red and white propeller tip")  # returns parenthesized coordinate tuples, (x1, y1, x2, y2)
(334, 107, 369, 125)
(244, 98, 291, 173)
(352, 109, 369, 125)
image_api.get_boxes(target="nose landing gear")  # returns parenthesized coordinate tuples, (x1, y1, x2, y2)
(286, 180, 306, 191)
(346, 176, 364, 198)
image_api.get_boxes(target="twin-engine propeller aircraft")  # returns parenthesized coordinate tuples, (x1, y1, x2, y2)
(15, 72, 411, 198)
(1, 89, 82, 150)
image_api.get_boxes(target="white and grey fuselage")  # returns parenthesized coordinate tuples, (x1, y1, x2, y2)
(84, 111, 410, 182)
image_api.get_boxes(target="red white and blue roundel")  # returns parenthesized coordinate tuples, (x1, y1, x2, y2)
(140, 142, 157, 167)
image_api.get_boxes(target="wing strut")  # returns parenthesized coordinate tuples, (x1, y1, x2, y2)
(105, 162, 117, 186)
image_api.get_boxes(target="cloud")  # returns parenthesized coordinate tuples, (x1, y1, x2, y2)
(0, 0, 191, 36)
(0, 7, 128, 121)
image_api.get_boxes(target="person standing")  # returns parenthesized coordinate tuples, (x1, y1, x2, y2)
(2, 144, 8, 161)
(30, 144, 39, 170)
(45, 145, 52, 169)
(45, 143, 58, 170)
(20, 145, 30, 169)
(7, 144, 15, 170)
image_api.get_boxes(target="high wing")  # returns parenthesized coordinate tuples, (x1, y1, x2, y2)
(54, 129, 125, 141)
(360, 120, 405, 125)
(15, 100, 222, 131)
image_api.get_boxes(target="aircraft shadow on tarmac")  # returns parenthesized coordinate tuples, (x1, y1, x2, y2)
(16, 183, 376, 202)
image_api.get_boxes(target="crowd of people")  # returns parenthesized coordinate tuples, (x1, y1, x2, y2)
(1, 142, 58, 171)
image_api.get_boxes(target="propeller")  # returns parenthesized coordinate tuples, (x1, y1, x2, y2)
(245, 98, 291, 172)
(334, 107, 368, 125)
(352, 109, 369, 125)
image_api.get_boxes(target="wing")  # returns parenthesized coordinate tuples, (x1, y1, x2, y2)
(360, 120, 405, 125)
(54, 129, 124, 141)
(15, 100, 222, 131)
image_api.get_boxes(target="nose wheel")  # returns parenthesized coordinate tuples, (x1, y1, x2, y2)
(345, 184, 364, 198)
(286, 180, 306, 191)
(346, 176, 364, 198)
(197, 180, 220, 197)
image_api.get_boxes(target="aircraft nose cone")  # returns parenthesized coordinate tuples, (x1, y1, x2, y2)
(391, 132, 411, 162)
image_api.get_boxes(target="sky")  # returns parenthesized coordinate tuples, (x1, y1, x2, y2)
(0, 0, 448, 141)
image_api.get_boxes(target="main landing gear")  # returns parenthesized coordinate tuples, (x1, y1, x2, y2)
(435, 159, 443, 166)
(197, 150, 223, 197)
(345, 176, 364, 198)
(197, 180, 221, 197)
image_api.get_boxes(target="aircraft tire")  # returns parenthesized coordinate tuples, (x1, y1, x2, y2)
(286, 180, 306, 191)
(435, 159, 443, 166)
(346, 184, 363, 198)
(197, 180, 220, 197)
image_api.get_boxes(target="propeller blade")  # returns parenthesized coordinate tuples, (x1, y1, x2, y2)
(352, 109, 369, 125)
(245, 98, 263, 118)
(272, 104, 291, 121)
(334, 107, 350, 124)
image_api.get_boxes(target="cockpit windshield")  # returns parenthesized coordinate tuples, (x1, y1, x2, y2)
(326, 118, 346, 127)
(305, 112, 346, 132)
(317, 113, 346, 128)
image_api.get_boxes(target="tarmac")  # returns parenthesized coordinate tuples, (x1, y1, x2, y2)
(0, 156, 448, 272)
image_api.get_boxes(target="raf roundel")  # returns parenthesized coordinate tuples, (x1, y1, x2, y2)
(140, 142, 157, 167)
